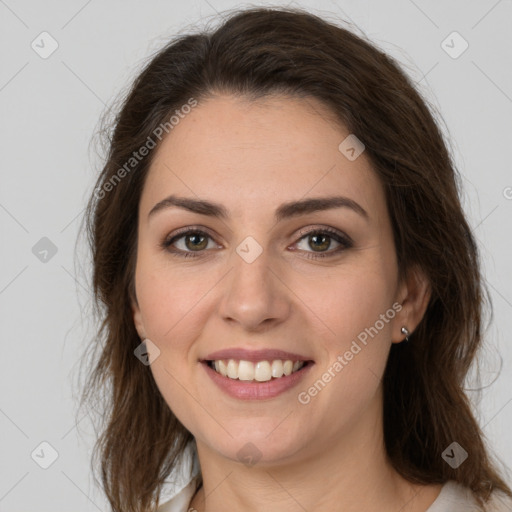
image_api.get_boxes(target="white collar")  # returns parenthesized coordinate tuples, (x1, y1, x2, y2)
(157, 439, 201, 512)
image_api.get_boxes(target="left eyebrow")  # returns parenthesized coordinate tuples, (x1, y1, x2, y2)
(148, 194, 369, 221)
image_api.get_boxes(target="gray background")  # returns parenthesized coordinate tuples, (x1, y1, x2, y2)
(1, 0, 511, 510)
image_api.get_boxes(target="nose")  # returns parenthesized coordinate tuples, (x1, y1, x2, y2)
(218, 245, 291, 332)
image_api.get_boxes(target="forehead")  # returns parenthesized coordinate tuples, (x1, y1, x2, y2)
(140, 94, 385, 221)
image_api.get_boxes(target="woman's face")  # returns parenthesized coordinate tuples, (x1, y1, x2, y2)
(132, 94, 417, 465)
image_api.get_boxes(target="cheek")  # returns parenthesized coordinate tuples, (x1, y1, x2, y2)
(319, 256, 396, 348)
(134, 257, 214, 423)
(302, 259, 396, 426)
(135, 254, 212, 347)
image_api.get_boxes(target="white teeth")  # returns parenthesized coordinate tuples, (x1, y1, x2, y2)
(271, 360, 283, 378)
(238, 360, 254, 381)
(227, 359, 238, 379)
(210, 359, 305, 381)
(217, 360, 228, 377)
(255, 361, 271, 382)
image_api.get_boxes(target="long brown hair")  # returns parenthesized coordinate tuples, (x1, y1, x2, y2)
(77, 6, 512, 511)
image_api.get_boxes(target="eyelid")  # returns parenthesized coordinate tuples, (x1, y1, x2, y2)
(161, 226, 221, 252)
(296, 226, 353, 245)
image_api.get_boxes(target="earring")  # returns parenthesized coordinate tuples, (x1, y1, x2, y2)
(401, 326, 410, 342)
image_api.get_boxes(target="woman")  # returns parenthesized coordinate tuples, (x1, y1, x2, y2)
(79, 6, 512, 512)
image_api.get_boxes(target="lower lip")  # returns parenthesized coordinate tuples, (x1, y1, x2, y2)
(201, 361, 314, 400)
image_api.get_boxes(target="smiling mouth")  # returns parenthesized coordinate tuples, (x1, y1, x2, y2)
(204, 359, 314, 382)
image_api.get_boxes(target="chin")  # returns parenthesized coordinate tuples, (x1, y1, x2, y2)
(201, 427, 307, 467)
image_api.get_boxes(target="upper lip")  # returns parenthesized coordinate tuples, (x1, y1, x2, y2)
(202, 348, 314, 363)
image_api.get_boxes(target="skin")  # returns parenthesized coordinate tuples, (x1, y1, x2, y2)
(132, 94, 442, 512)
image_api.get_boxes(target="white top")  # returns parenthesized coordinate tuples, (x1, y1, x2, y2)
(156, 441, 512, 512)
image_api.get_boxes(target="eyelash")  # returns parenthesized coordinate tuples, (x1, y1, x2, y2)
(160, 226, 353, 260)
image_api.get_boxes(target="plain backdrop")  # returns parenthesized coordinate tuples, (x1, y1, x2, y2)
(1, 0, 511, 510)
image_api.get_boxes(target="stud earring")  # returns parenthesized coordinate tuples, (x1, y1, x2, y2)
(401, 326, 410, 342)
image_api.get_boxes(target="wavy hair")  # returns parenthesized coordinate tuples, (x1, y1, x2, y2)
(77, 6, 512, 511)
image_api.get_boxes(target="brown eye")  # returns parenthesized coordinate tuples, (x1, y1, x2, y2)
(306, 233, 332, 252)
(295, 228, 353, 259)
(182, 233, 209, 251)
(161, 229, 216, 257)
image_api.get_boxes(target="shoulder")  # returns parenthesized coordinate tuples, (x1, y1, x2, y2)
(484, 489, 512, 512)
(428, 481, 512, 512)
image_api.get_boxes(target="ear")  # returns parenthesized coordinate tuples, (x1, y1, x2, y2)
(392, 265, 431, 344)
(131, 295, 147, 340)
